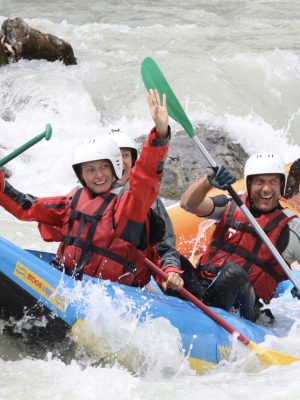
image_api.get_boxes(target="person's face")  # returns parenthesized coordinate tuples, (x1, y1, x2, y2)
(249, 174, 282, 212)
(80, 159, 114, 194)
(118, 148, 133, 185)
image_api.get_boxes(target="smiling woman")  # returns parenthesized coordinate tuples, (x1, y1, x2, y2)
(0, 89, 182, 289)
(81, 160, 114, 194)
(72, 135, 122, 194)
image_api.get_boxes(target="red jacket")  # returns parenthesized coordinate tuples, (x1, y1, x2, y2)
(199, 194, 294, 301)
(0, 129, 169, 286)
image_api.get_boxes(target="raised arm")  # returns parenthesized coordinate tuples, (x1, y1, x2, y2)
(114, 89, 170, 231)
(0, 171, 67, 226)
(181, 165, 236, 217)
(147, 89, 169, 138)
(180, 175, 215, 217)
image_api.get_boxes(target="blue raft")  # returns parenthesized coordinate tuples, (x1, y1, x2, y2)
(0, 236, 293, 372)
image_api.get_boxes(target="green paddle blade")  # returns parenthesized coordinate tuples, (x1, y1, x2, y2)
(141, 57, 195, 138)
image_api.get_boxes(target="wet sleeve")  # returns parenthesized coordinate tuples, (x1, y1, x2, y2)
(203, 194, 230, 221)
(281, 219, 300, 264)
(0, 176, 68, 226)
(0, 172, 4, 192)
(151, 197, 181, 270)
(114, 128, 170, 235)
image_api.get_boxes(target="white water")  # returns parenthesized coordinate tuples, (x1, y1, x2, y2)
(1, 1, 300, 398)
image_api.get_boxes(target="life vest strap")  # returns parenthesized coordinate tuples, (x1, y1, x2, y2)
(72, 193, 117, 276)
(204, 240, 283, 282)
(65, 237, 137, 274)
(226, 220, 254, 234)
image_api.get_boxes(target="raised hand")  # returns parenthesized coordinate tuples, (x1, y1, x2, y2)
(147, 88, 168, 137)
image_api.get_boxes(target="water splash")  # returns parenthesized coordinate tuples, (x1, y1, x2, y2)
(68, 281, 190, 379)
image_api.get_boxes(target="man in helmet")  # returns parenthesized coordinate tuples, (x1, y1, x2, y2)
(107, 129, 184, 292)
(0, 89, 181, 289)
(180, 153, 300, 321)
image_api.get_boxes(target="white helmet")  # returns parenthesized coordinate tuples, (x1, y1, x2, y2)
(244, 152, 286, 195)
(72, 135, 123, 185)
(107, 129, 138, 164)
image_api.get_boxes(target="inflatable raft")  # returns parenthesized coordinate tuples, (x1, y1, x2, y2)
(0, 176, 299, 372)
(0, 236, 277, 372)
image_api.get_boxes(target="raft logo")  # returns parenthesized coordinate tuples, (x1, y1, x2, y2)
(14, 261, 67, 313)
(218, 345, 231, 360)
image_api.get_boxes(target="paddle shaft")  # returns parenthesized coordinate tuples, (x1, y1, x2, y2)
(0, 124, 52, 168)
(141, 56, 300, 297)
(192, 135, 300, 297)
(145, 258, 250, 346)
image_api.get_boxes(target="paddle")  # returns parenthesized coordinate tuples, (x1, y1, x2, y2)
(0, 124, 52, 168)
(144, 258, 299, 367)
(141, 57, 300, 300)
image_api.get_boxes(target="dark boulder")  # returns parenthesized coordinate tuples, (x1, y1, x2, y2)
(1, 17, 77, 66)
(138, 124, 249, 200)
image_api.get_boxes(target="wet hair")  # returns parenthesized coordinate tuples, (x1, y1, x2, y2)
(130, 149, 137, 167)
(121, 147, 137, 167)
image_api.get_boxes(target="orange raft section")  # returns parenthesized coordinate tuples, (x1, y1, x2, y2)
(167, 166, 300, 267)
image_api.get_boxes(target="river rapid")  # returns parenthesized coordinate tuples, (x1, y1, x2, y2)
(0, 1, 300, 399)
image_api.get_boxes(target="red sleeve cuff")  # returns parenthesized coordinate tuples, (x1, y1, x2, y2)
(148, 126, 171, 144)
(0, 171, 5, 192)
(164, 266, 183, 275)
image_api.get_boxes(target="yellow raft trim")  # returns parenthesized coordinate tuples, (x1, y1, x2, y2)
(13, 261, 68, 312)
(72, 319, 217, 374)
(188, 356, 216, 373)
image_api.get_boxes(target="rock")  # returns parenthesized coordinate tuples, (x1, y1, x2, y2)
(1, 123, 248, 201)
(1, 17, 77, 65)
(137, 124, 249, 200)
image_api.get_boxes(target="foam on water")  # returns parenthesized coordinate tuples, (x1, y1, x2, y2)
(67, 280, 191, 379)
(0, 347, 300, 400)
(1, 1, 300, 397)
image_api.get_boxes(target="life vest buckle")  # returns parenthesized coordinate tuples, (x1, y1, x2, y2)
(126, 262, 137, 274)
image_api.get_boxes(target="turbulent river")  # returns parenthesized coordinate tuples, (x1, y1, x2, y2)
(0, 1, 300, 399)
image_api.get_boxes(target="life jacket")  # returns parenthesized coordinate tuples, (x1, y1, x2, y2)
(198, 194, 295, 301)
(55, 187, 159, 286)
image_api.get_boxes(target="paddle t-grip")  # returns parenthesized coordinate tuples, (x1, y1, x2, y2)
(0, 124, 52, 168)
